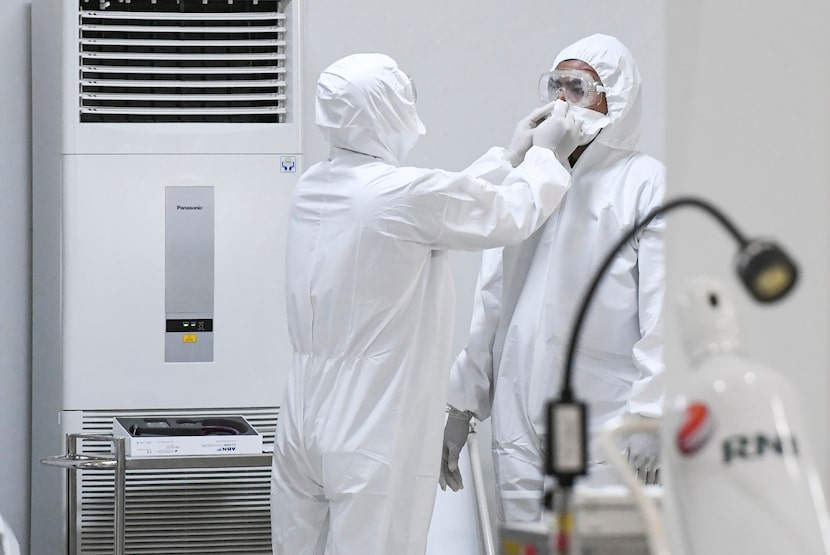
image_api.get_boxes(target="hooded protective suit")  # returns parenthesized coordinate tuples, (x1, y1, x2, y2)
(270, 53, 571, 554)
(447, 34, 666, 522)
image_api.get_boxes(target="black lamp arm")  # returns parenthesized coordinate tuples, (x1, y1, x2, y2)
(559, 196, 750, 400)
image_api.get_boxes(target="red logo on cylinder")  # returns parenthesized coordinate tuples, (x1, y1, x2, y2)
(676, 402, 714, 456)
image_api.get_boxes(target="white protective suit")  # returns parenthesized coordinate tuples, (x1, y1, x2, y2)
(270, 53, 571, 554)
(447, 34, 666, 522)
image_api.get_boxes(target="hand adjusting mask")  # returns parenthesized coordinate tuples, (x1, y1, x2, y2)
(538, 69, 610, 145)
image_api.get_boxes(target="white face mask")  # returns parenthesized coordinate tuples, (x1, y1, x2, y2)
(569, 105, 611, 146)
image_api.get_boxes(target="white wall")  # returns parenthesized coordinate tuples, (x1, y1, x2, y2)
(0, 1, 32, 553)
(665, 1, 830, 476)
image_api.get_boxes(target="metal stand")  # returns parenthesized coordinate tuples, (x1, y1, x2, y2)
(468, 422, 496, 555)
(41, 433, 272, 555)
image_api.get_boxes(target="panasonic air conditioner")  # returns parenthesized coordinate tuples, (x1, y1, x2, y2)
(31, 1, 301, 552)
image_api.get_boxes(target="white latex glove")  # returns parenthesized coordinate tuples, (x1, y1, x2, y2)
(626, 430, 661, 485)
(504, 99, 563, 167)
(439, 407, 473, 491)
(532, 99, 580, 166)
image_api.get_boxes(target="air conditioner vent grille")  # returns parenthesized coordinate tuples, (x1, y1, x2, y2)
(78, 0, 287, 123)
(75, 408, 277, 553)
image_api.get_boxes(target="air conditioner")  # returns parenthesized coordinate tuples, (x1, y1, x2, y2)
(31, 1, 301, 552)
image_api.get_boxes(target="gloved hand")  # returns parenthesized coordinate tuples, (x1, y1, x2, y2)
(626, 430, 661, 485)
(504, 99, 563, 167)
(532, 99, 580, 165)
(439, 407, 473, 491)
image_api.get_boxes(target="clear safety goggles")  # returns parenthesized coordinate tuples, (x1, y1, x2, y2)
(538, 69, 606, 108)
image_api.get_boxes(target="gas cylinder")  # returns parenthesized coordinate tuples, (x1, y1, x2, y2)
(663, 276, 830, 554)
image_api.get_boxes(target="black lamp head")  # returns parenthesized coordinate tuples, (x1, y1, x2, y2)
(735, 239, 799, 303)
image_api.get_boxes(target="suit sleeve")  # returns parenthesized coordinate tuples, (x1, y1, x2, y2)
(446, 248, 504, 421)
(373, 146, 570, 250)
(627, 163, 666, 418)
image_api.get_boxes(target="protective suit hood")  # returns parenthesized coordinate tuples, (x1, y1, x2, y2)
(315, 53, 426, 165)
(553, 34, 642, 151)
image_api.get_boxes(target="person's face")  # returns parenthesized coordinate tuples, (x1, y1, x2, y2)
(554, 59, 608, 115)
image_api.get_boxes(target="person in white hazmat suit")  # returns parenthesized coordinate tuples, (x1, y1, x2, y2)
(271, 53, 582, 554)
(440, 34, 666, 522)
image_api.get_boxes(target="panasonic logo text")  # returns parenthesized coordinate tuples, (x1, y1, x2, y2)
(177, 205, 204, 211)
